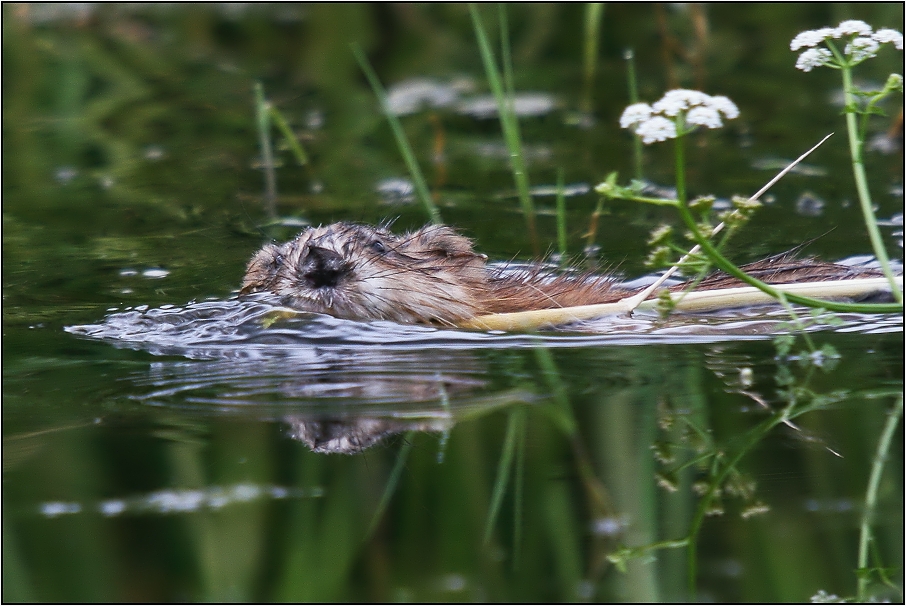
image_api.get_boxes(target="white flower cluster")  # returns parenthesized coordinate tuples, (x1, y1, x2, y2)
(845, 36, 881, 62)
(795, 48, 833, 72)
(620, 90, 739, 144)
(791, 20, 903, 71)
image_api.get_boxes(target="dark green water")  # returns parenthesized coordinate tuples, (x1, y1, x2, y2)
(3, 4, 903, 602)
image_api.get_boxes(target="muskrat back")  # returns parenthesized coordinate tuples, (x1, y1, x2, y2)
(240, 222, 885, 325)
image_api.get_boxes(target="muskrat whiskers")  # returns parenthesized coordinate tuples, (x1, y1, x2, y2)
(365, 263, 471, 284)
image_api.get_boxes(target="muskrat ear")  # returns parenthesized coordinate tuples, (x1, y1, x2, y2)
(408, 225, 478, 258)
(240, 243, 285, 294)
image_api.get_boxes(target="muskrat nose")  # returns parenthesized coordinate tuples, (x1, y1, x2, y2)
(301, 245, 347, 288)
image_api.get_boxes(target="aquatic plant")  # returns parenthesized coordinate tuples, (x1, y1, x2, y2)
(619, 89, 739, 144)
(856, 394, 904, 602)
(469, 4, 538, 250)
(594, 84, 902, 316)
(623, 49, 644, 180)
(252, 82, 315, 226)
(352, 45, 443, 226)
(790, 20, 904, 303)
(592, 18, 904, 602)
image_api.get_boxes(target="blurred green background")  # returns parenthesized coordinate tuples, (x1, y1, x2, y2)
(3, 3, 903, 602)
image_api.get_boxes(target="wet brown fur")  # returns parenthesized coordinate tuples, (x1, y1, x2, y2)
(241, 222, 883, 325)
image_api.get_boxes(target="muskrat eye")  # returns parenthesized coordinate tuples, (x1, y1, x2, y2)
(369, 240, 387, 254)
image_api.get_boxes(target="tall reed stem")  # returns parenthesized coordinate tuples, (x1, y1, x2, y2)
(470, 4, 538, 250)
(625, 49, 643, 180)
(254, 82, 277, 219)
(581, 3, 605, 114)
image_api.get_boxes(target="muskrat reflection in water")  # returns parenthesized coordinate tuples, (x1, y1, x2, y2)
(240, 222, 885, 325)
(286, 415, 451, 454)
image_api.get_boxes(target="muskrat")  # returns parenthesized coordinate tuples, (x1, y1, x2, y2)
(240, 222, 885, 326)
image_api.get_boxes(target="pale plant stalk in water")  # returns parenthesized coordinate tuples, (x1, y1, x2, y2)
(620, 134, 836, 314)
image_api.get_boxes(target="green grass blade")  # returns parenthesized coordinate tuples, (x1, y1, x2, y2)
(470, 4, 537, 247)
(498, 4, 515, 97)
(367, 431, 416, 538)
(582, 3, 605, 114)
(534, 346, 577, 436)
(254, 81, 277, 217)
(268, 106, 310, 166)
(624, 49, 643, 180)
(555, 168, 567, 258)
(512, 408, 526, 570)
(351, 44, 442, 225)
(857, 395, 903, 601)
(484, 409, 520, 545)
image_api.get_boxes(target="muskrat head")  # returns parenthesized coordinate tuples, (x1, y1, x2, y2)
(240, 222, 491, 324)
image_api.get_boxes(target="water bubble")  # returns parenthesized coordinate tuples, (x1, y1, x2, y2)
(40, 501, 81, 517)
(385, 78, 468, 116)
(142, 269, 170, 279)
(54, 167, 78, 184)
(144, 145, 166, 161)
(795, 191, 825, 217)
(99, 500, 127, 517)
(375, 178, 415, 204)
(305, 110, 324, 129)
(457, 92, 557, 119)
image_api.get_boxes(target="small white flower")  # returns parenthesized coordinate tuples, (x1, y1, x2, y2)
(790, 28, 836, 50)
(678, 90, 710, 112)
(619, 102, 653, 128)
(634, 116, 677, 144)
(671, 89, 710, 106)
(651, 98, 684, 117)
(835, 19, 873, 37)
(873, 28, 904, 50)
(845, 36, 881, 62)
(686, 106, 723, 129)
(709, 95, 740, 119)
(652, 89, 710, 116)
(795, 48, 833, 72)
(621, 90, 738, 144)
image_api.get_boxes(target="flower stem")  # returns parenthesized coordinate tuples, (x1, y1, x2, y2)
(674, 123, 687, 206)
(668, 125, 900, 315)
(673, 125, 900, 313)
(674, 197, 902, 313)
(841, 66, 903, 303)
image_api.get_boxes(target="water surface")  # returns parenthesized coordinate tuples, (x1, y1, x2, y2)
(3, 4, 903, 603)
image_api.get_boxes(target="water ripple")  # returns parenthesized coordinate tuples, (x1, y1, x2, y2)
(64, 295, 901, 436)
(66, 295, 903, 359)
